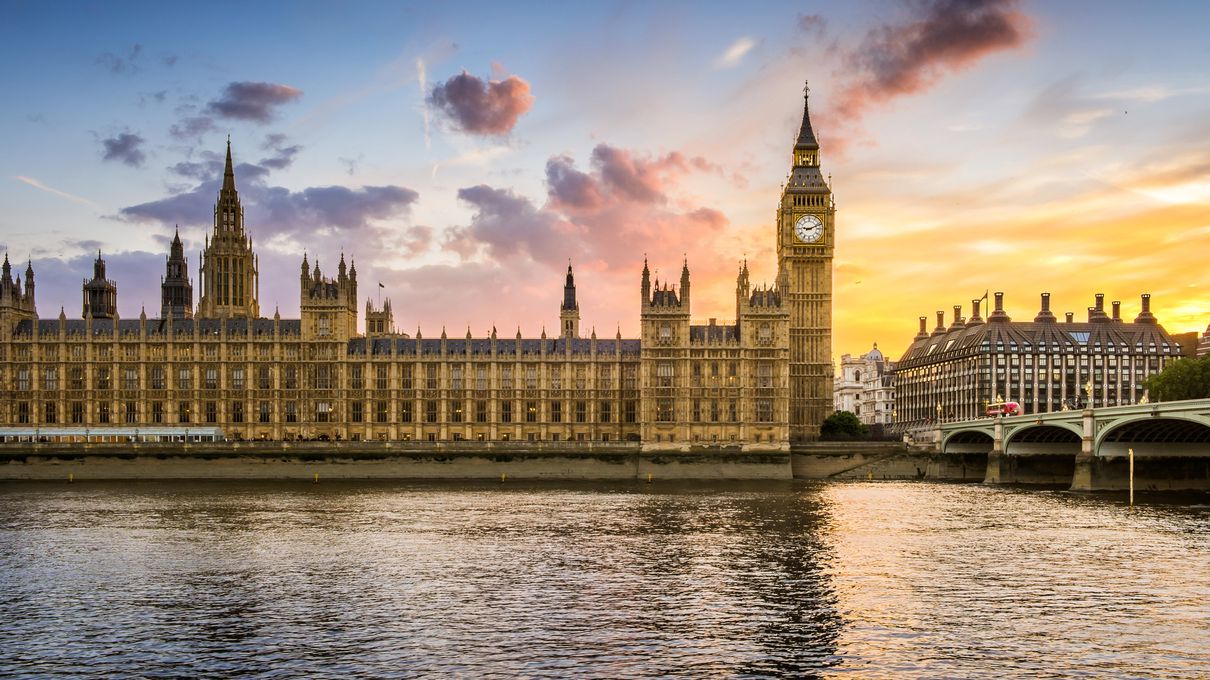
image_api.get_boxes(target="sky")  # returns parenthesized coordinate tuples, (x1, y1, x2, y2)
(2, 0, 1209, 361)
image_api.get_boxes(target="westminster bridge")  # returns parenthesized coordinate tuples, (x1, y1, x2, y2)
(939, 398, 1210, 490)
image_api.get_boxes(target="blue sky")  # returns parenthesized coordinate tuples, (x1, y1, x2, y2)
(2, 0, 1209, 354)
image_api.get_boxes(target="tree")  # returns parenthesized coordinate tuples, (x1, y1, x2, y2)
(821, 410, 870, 440)
(1142, 356, 1210, 402)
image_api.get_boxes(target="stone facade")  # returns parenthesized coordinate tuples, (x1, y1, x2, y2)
(0, 112, 804, 449)
(893, 292, 1185, 435)
(834, 344, 895, 427)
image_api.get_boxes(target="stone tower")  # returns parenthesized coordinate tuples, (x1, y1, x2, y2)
(160, 227, 193, 319)
(0, 255, 37, 334)
(560, 263, 580, 339)
(776, 82, 834, 441)
(82, 251, 117, 319)
(366, 298, 394, 337)
(198, 140, 260, 319)
(300, 252, 358, 341)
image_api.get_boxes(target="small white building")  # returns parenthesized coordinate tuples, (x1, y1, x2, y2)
(834, 343, 896, 428)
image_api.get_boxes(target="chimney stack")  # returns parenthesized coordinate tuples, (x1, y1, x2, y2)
(915, 316, 929, 341)
(988, 291, 1011, 322)
(1034, 292, 1056, 323)
(1090, 293, 1110, 322)
(967, 299, 984, 327)
(1134, 293, 1157, 324)
(1112, 300, 1121, 321)
(949, 305, 965, 331)
(932, 310, 946, 336)
(1065, 311, 1074, 323)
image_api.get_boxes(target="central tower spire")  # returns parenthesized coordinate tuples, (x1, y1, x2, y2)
(197, 139, 260, 318)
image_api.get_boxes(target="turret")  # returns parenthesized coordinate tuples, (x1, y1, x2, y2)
(160, 227, 193, 319)
(679, 258, 691, 310)
(197, 139, 260, 318)
(82, 250, 117, 319)
(640, 256, 651, 307)
(560, 262, 580, 339)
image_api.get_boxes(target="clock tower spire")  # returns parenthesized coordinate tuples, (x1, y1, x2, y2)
(776, 81, 834, 441)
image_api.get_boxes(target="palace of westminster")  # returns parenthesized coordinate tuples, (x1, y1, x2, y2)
(0, 88, 840, 446)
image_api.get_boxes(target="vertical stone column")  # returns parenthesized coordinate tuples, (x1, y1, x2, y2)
(984, 417, 1005, 484)
(1071, 408, 1096, 490)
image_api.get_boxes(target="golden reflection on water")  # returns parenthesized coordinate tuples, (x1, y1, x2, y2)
(0, 480, 1206, 678)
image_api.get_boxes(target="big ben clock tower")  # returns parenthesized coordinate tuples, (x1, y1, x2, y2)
(777, 82, 834, 441)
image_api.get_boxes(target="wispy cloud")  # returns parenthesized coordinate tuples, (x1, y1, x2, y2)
(11, 176, 100, 210)
(714, 37, 756, 69)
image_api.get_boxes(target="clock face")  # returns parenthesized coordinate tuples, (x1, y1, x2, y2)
(794, 214, 824, 243)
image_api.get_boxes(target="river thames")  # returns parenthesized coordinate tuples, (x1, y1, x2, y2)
(0, 480, 1206, 678)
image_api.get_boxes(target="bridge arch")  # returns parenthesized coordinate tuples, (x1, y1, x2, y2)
(1095, 415, 1210, 456)
(942, 429, 994, 454)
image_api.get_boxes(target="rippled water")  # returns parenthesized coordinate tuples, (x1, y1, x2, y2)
(0, 480, 1207, 678)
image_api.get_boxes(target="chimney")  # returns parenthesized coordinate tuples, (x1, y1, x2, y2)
(1134, 293, 1157, 324)
(932, 310, 946, 336)
(1112, 300, 1121, 321)
(915, 316, 929, 341)
(1090, 293, 1110, 322)
(1087, 306, 1095, 322)
(1065, 312, 1074, 323)
(1034, 292, 1057, 323)
(967, 299, 984, 327)
(988, 291, 1011, 322)
(949, 305, 966, 331)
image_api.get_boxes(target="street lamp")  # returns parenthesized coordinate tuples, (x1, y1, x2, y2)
(935, 402, 943, 424)
(1084, 379, 1094, 409)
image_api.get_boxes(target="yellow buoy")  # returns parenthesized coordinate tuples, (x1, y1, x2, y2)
(68, 473, 74, 483)
(313, 472, 319, 484)
(646, 472, 653, 483)
(500, 472, 507, 482)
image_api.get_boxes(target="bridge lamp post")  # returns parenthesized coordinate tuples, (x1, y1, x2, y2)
(936, 402, 943, 424)
(1084, 380, 1094, 409)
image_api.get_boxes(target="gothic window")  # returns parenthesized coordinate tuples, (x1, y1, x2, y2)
(315, 402, 331, 423)
(69, 367, 85, 391)
(425, 400, 438, 423)
(318, 315, 331, 337)
(96, 367, 111, 390)
(659, 324, 672, 341)
(476, 366, 488, 391)
(426, 364, 439, 390)
(15, 368, 30, 391)
(501, 366, 514, 390)
(451, 365, 463, 390)
(258, 366, 272, 390)
(655, 399, 674, 422)
(178, 402, 190, 423)
(598, 365, 612, 389)
(551, 401, 562, 423)
(656, 362, 674, 388)
(475, 400, 488, 423)
(599, 401, 611, 423)
(204, 367, 219, 390)
(375, 401, 388, 423)
(151, 367, 165, 390)
(399, 400, 412, 423)
(231, 368, 245, 390)
(400, 364, 413, 390)
(575, 401, 587, 423)
(260, 402, 271, 423)
(44, 402, 57, 424)
(125, 402, 137, 424)
(205, 401, 217, 423)
(450, 400, 463, 423)
(16, 402, 29, 424)
(72, 402, 85, 424)
(376, 364, 389, 390)
(525, 401, 538, 423)
(98, 402, 111, 424)
(501, 400, 512, 423)
(285, 402, 298, 423)
(525, 365, 538, 390)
